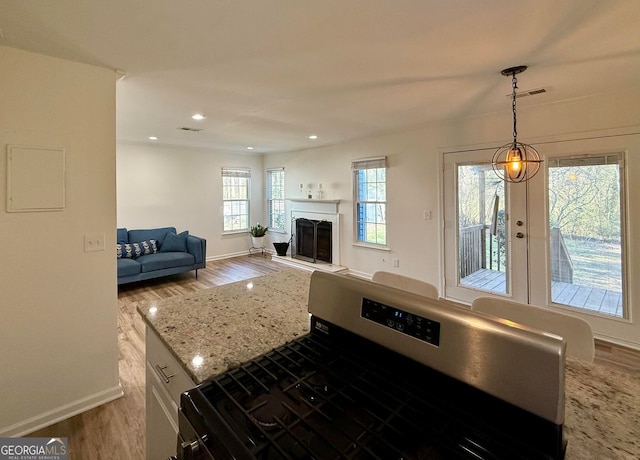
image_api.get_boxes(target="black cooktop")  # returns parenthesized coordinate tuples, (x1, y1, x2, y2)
(179, 316, 565, 459)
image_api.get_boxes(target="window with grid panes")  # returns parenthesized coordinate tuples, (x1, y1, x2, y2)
(267, 168, 286, 231)
(222, 168, 250, 232)
(352, 157, 387, 246)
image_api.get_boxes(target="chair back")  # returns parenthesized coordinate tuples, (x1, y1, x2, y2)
(471, 296, 595, 362)
(371, 271, 439, 299)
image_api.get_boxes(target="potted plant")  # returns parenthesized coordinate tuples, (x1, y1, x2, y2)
(249, 223, 268, 248)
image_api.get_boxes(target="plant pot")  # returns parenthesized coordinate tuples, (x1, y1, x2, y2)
(251, 236, 265, 248)
(273, 242, 290, 256)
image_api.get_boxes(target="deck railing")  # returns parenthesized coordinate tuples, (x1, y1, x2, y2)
(459, 224, 504, 279)
(460, 225, 573, 282)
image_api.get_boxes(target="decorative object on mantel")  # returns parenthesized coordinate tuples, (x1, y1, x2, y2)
(491, 65, 543, 183)
(298, 183, 328, 199)
(273, 235, 293, 256)
(249, 223, 267, 256)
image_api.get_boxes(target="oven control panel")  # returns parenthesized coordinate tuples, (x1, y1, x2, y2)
(361, 298, 440, 346)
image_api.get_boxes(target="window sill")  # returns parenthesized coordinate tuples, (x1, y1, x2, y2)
(352, 242, 390, 251)
(268, 229, 287, 234)
(222, 230, 249, 236)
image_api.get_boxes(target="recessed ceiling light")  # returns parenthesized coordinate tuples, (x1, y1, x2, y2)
(148, 136, 158, 140)
(246, 146, 254, 150)
(192, 114, 206, 120)
(309, 135, 318, 140)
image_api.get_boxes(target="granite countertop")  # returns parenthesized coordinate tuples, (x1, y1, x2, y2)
(564, 359, 639, 459)
(138, 269, 312, 383)
(138, 269, 640, 459)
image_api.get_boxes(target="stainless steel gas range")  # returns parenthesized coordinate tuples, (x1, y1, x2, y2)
(175, 271, 566, 459)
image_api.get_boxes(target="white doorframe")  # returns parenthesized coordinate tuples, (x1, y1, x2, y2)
(440, 127, 640, 349)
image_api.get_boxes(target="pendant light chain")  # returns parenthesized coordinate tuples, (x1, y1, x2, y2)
(491, 65, 542, 183)
(511, 72, 518, 144)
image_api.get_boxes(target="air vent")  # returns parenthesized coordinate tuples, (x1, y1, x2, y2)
(177, 127, 203, 132)
(508, 87, 547, 99)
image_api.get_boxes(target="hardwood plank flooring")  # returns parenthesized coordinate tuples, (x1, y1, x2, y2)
(30, 255, 286, 460)
(29, 256, 639, 459)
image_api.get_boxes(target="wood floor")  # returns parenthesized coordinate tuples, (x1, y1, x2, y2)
(30, 256, 639, 459)
(31, 255, 288, 460)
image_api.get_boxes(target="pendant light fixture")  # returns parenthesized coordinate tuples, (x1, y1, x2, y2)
(492, 66, 542, 183)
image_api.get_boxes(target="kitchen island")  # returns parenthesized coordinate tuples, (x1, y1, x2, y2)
(138, 269, 640, 459)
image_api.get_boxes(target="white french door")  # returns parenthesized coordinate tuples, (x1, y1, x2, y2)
(442, 130, 639, 345)
(443, 148, 530, 304)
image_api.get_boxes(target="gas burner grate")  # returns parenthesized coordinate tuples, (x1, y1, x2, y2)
(185, 323, 564, 459)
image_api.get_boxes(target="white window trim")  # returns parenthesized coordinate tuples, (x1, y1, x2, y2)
(352, 156, 388, 247)
(266, 167, 286, 232)
(221, 167, 251, 234)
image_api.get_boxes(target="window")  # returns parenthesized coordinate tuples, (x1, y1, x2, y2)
(267, 168, 286, 231)
(352, 157, 387, 245)
(222, 168, 250, 233)
(548, 153, 626, 317)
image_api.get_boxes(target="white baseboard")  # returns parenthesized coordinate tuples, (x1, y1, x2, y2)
(594, 333, 640, 351)
(345, 269, 371, 279)
(207, 251, 248, 261)
(0, 384, 124, 437)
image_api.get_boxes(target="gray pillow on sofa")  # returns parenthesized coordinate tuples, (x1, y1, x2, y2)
(160, 231, 189, 252)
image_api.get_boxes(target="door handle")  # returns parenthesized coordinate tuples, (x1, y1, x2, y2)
(515, 232, 524, 239)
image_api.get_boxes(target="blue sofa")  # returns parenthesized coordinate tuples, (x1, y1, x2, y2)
(117, 227, 206, 285)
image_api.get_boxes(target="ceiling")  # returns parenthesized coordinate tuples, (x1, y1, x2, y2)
(1, 0, 639, 153)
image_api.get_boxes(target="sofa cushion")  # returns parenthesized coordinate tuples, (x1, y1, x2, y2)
(137, 252, 195, 273)
(160, 230, 189, 252)
(117, 258, 141, 277)
(128, 227, 176, 244)
(117, 228, 128, 244)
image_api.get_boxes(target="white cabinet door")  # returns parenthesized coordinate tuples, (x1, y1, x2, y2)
(146, 367, 179, 460)
(145, 327, 195, 460)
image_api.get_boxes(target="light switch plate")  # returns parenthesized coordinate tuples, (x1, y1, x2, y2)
(84, 233, 105, 252)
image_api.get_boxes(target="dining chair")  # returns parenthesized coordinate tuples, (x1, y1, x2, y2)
(471, 296, 595, 362)
(371, 271, 439, 300)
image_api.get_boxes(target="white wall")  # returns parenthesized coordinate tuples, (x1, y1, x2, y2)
(0, 47, 120, 435)
(114, 86, 640, 348)
(264, 88, 640, 348)
(116, 143, 265, 257)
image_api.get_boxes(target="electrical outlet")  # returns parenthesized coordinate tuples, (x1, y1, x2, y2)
(423, 210, 432, 220)
(392, 258, 399, 268)
(84, 233, 105, 252)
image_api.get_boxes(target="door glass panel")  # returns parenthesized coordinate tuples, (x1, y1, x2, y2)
(548, 154, 624, 317)
(457, 165, 507, 294)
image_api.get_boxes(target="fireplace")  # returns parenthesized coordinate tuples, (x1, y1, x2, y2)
(292, 218, 332, 264)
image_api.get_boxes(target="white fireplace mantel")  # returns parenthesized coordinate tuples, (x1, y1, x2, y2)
(288, 198, 340, 214)
(287, 198, 342, 266)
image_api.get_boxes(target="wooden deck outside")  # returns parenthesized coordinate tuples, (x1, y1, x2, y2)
(461, 268, 623, 317)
